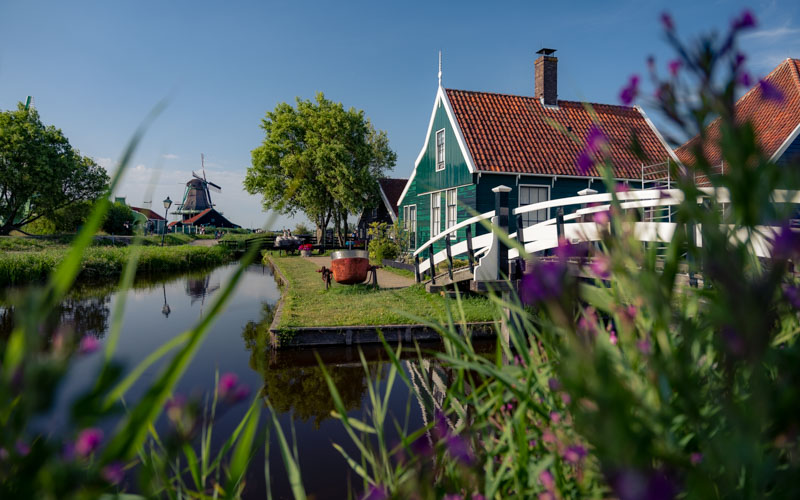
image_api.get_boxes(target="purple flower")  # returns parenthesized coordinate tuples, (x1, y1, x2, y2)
(620, 75, 640, 105)
(75, 428, 103, 457)
(615, 183, 630, 193)
(539, 469, 555, 489)
(15, 440, 30, 456)
(620, 76, 639, 105)
(443, 495, 464, 500)
(563, 444, 588, 464)
(734, 52, 746, 69)
(218, 373, 238, 398)
(660, 12, 675, 32)
(548, 378, 561, 391)
(586, 124, 609, 154)
(609, 330, 618, 346)
(0, 448, 8, 460)
(722, 327, 746, 357)
(102, 462, 125, 484)
(410, 435, 433, 457)
(576, 150, 593, 175)
(445, 434, 475, 466)
(593, 210, 610, 225)
(550, 411, 561, 424)
(637, 340, 652, 355)
(79, 335, 100, 354)
(738, 72, 752, 88)
(668, 59, 682, 77)
(520, 261, 567, 304)
(785, 285, 800, 309)
(590, 255, 611, 279)
(732, 10, 756, 31)
(608, 468, 679, 500)
(361, 484, 389, 500)
(759, 79, 784, 103)
(771, 223, 800, 260)
(166, 394, 187, 423)
(690, 452, 703, 465)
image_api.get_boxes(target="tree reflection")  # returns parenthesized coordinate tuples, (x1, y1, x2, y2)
(241, 302, 374, 428)
(0, 295, 110, 340)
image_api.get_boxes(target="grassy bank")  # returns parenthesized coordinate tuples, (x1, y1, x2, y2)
(267, 255, 496, 328)
(0, 244, 232, 287)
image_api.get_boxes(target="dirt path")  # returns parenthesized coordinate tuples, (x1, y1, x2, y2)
(190, 238, 218, 247)
(305, 256, 415, 289)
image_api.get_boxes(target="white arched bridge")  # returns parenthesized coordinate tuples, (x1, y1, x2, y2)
(411, 185, 800, 289)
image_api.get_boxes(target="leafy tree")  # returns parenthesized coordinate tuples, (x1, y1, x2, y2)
(293, 222, 312, 235)
(101, 202, 135, 235)
(0, 103, 109, 235)
(245, 93, 396, 245)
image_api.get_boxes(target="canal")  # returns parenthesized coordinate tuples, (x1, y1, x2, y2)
(0, 263, 446, 499)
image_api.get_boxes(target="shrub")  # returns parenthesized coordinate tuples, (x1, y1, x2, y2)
(367, 222, 403, 262)
(101, 201, 136, 235)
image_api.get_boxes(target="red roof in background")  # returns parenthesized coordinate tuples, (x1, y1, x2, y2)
(130, 206, 165, 221)
(676, 58, 800, 165)
(168, 208, 212, 227)
(445, 89, 673, 179)
(378, 178, 407, 217)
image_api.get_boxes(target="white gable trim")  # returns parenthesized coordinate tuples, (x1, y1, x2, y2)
(398, 86, 477, 208)
(635, 105, 682, 166)
(378, 183, 398, 223)
(771, 122, 800, 162)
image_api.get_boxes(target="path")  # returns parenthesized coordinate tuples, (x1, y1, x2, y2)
(190, 238, 218, 247)
(305, 256, 414, 289)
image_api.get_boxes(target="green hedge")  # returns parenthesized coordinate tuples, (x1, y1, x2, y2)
(0, 245, 232, 287)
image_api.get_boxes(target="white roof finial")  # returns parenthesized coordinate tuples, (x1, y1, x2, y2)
(438, 50, 442, 87)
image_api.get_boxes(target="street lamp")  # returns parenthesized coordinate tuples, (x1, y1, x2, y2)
(161, 283, 171, 318)
(162, 196, 172, 246)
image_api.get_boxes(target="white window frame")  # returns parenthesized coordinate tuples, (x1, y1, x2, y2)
(446, 188, 457, 229)
(431, 192, 442, 237)
(435, 128, 445, 172)
(518, 184, 550, 228)
(404, 204, 417, 249)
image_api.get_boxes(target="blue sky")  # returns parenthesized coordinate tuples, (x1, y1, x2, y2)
(1, 0, 798, 229)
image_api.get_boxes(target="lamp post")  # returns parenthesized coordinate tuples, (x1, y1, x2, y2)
(161, 283, 171, 318)
(162, 196, 172, 246)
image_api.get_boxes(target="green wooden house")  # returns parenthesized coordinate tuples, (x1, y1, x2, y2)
(397, 50, 678, 252)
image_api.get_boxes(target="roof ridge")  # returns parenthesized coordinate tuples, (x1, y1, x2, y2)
(445, 87, 638, 113)
(788, 58, 800, 91)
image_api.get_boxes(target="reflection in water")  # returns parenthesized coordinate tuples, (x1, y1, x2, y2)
(241, 303, 373, 428)
(161, 284, 171, 318)
(0, 296, 111, 340)
(185, 275, 220, 305)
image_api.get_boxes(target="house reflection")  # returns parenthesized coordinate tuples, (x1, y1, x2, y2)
(185, 275, 220, 305)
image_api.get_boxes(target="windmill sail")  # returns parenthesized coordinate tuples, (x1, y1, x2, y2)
(174, 155, 223, 219)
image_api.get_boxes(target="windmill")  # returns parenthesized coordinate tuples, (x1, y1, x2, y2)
(173, 154, 223, 220)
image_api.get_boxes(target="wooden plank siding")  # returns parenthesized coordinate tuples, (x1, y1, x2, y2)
(777, 132, 800, 166)
(398, 98, 475, 253)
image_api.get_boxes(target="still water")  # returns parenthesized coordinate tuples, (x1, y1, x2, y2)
(1, 263, 439, 499)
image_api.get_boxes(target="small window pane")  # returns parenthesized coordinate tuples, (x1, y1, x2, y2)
(519, 186, 549, 228)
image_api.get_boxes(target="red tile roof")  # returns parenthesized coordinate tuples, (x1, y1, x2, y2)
(130, 206, 165, 221)
(378, 178, 408, 217)
(168, 208, 212, 227)
(676, 58, 800, 165)
(445, 88, 673, 179)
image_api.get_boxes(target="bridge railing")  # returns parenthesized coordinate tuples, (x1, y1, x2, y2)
(413, 187, 800, 282)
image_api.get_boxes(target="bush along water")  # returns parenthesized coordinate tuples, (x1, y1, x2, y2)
(268, 11, 800, 499)
(0, 244, 232, 287)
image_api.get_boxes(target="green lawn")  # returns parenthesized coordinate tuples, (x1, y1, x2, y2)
(268, 255, 497, 328)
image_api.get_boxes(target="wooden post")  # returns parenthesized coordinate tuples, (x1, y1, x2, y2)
(445, 233, 454, 280)
(414, 255, 421, 283)
(428, 245, 436, 285)
(516, 214, 525, 248)
(556, 207, 565, 241)
(466, 225, 475, 274)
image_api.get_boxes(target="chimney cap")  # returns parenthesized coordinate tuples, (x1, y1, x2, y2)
(536, 48, 557, 56)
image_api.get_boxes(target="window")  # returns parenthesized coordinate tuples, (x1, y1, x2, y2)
(431, 193, 442, 237)
(446, 188, 457, 229)
(519, 185, 549, 228)
(404, 205, 417, 249)
(435, 129, 445, 171)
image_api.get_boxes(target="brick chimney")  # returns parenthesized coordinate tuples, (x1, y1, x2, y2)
(534, 48, 558, 106)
